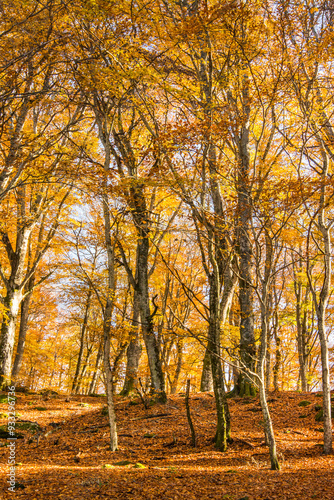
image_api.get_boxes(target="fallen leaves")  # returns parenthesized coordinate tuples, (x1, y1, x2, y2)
(0, 391, 333, 499)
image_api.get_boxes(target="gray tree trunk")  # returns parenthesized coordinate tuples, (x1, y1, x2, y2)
(103, 295, 118, 451)
(11, 289, 32, 382)
(75, 347, 93, 395)
(170, 339, 183, 394)
(0, 184, 70, 390)
(88, 340, 103, 395)
(121, 290, 142, 395)
(11, 268, 36, 382)
(200, 345, 213, 392)
(257, 231, 280, 470)
(0, 224, 31, 389)
(0, 291, 23, 388)
(102, 191, 118, 451)
(317, 311, 332, 454)
(235, 77, 256, 396)
(208, 273, 230, 451)
(72, 288, 92, 394)
(273, 310, 281, 392)
(265, 329, 271, 391)
(134, 210, 166, 401)
(293, 259, 310, 392)
(306, 148, 333, 455)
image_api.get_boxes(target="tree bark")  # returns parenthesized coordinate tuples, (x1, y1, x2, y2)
(0, 184, 70, 389)
(265, 328, 271, 391)
(235, 75, 256, 396)
(103, 295, 118, 451)
(200, 344, 213, 392)
(208, 269, 231, 452)
(273, 334, 281, 392)
(102, 191, 118, 451)
(11, 290, 32, 382)
(306, 146, 333, 454)
(134, 203, 166, 401)
(72, 288, 92, 393)
(88, 340, 103, 395)
(170, 339, 183, 394)
(317, 309, 332, 454)
(121, 289, 142, 395)
(293, 257, 310, 392)
(0, 216, 33, 389)
(257, 230, 280, 470)
(75, 347, 93, 395)
(185, 379, 196, 447)
(0, 290, 23, 388)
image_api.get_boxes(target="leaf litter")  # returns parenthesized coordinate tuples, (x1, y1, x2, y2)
(0, 391, 333, 499)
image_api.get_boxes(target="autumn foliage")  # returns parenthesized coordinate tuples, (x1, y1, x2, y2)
(0, 0, 333, 491)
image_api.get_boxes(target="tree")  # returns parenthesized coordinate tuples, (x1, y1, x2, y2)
(278, 0, 333, 454)
(0, 182, 73, 388)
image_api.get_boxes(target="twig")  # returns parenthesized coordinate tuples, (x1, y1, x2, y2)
(130, 413, 171, 421)
(79, 424, 109, 433)
(136, 378, 149, 409)
(234, 437, 255, 448)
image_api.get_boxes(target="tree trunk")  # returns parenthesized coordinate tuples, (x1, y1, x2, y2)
(0, 290, 23, 388)
(117, 182, 166, 401)
(11, 289, 32, 382)
(103, 296, 118, 451)
(200, 344, 213, 392)
(257, 231, 280, 470)
(121, 290, 142, 395)
(111, 341, 128, 394)
(317, 311, 332, 454)
(75, 349, 92, 394)
(208, 273, 230, 452)
(258, 378, 280, 470)
(307, 153, 333, 455)
(0, 224, 32, 389)
(72, 288, 92, 393)
(133, 225, 166, 401)
(237, 193, 256, 395)
(234, 74, 256, 397)
(88, 340, 103, 395)
(273, 309, 281, 392)
(102, 182, 117, 451)
(170, 339, 183, 394)
(294, 264, 309, 392)
(265, 328, 271, 391)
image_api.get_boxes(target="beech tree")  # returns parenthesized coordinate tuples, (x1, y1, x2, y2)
(278, 0, 333, 454)
(1, 0, 334, 462)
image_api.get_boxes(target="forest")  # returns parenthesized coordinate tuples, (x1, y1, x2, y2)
(0, 0, 333, 498)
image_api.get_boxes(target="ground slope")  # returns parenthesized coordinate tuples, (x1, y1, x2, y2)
(0, 391, 333, 499)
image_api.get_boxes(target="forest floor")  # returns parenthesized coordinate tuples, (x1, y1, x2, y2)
(0, 390, 333, 499)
